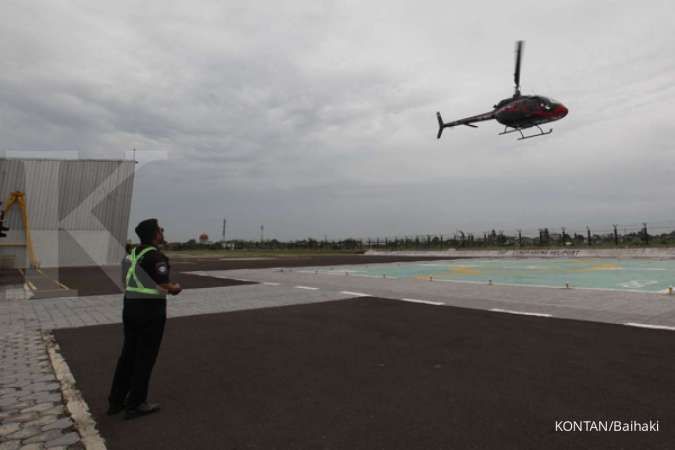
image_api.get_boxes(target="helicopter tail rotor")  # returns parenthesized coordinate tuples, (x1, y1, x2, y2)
(514, 40, 524, 97)
(436, 112, 445, 139)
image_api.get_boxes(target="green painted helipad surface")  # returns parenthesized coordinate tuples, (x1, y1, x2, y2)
(311, 259, 675, 293)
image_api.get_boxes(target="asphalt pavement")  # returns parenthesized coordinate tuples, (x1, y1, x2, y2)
(55, 297, 675, 450)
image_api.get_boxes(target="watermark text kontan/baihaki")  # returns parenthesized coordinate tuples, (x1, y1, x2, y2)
(555, 419, 659, 432)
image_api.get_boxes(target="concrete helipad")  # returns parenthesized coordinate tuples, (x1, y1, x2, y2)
(189, 265, 675, 329)
(305, 258, 675, 293)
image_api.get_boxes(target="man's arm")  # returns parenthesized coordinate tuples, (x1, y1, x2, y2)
(151, 253, 182, 295)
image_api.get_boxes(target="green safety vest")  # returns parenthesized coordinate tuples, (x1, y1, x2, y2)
(125, 246, 163, 296)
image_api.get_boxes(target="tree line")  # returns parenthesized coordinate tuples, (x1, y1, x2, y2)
(165, 223, 675, 251)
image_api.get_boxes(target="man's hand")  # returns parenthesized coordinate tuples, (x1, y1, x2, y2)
(160, 282, 182, 296)
(168, 282, 182, 295)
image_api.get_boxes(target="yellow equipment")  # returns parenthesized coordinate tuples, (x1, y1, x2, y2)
(0, 191, 39, 269)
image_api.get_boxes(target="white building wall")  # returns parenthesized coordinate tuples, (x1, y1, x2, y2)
(0, 159, 135, 268)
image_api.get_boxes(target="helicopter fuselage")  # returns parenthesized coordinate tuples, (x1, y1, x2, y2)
(494, 95, 568, 129)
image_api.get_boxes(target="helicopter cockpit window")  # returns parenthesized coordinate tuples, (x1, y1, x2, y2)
(538, 97, 553, 110)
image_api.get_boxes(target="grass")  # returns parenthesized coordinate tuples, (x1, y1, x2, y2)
(165, 248, 365, 259)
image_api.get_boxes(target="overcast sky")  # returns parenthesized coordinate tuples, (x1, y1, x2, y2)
(2, 0, 674, 241)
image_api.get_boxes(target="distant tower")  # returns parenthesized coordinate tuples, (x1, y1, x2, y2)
(222, 219, 226, 242)
(260, 225, 264, 242)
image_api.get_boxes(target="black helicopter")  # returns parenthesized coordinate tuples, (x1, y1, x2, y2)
(436, 41, 568, 140)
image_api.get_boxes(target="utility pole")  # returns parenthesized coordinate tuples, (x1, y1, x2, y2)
(613, 224, 618, 246)
(643, 222, 648, 245)
(586, 226, 592, 247)
(517, 229, 522, 247)
(260, 225, 264, 242)
(222, 219, 226, 242)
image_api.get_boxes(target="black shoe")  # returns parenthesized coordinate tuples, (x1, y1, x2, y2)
(107, 402, 125, 415)
(124, 402, 160, 420)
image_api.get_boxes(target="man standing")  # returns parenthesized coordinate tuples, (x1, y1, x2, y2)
(108, 218, 182, 419)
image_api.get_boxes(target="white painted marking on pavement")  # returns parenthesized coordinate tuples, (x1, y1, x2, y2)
(625, 322, 675, 331)
(340, 291, 370, 297)
(263, 282, 280, 286)
(294, 286, 319, 290)
(359, 274, 399, 279)
(400, 298, 444, 306)
(490, 308, 552, 318)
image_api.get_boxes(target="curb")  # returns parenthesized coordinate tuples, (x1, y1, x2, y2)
(44, 331, 107, 450)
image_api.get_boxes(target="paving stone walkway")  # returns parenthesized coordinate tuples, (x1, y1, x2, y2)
(0, 328, 81, 450)
(0, 286, 81, 449)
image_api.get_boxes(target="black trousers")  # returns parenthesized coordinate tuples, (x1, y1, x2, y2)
(109, 299, 166, 409)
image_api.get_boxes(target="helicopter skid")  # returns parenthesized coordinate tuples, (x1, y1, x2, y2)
(498, 125, 553, 140)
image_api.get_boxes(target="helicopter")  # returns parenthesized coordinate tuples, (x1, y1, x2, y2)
(436, 41, 568, 140)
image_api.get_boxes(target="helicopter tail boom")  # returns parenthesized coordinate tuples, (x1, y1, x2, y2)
(436, 110, 496, 139)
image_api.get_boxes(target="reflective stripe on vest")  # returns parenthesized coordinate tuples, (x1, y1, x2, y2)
(125, 246, 162, 296)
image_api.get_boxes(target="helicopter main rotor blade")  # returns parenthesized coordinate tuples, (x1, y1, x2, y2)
(514, 40, 524, 97)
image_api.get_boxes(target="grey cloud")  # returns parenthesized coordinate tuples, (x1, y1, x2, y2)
(2, 1, 674, 241)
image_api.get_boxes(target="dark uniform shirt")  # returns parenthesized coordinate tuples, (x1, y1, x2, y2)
(122, 244, 170, 306)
